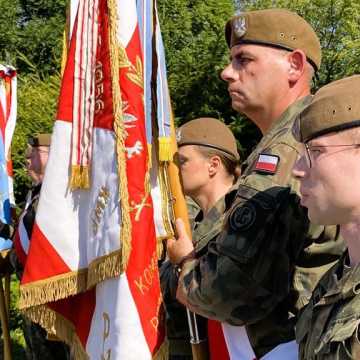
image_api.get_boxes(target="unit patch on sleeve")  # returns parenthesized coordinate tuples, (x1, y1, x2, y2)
(254, 153, 280, 174)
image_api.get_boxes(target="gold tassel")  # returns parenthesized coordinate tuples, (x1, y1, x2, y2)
(70, 165, 91, 190)
(158, 136, 173, 162)
(107, 0, 132, 272)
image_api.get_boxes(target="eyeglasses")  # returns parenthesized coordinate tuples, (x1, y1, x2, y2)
(304, 143, 360, 168)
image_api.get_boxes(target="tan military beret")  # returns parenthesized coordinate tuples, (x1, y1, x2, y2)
(225, 9, 321, 71)
(28, 133, 51, 147)
(177, 118, 240, 160)
(293, 75, 360, 143)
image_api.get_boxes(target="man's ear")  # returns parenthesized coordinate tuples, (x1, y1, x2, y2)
(208, 155, 221, 176)
(287, 49, 306, 83)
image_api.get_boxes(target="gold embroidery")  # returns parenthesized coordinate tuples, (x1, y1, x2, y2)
(118, 44, 143, 89)
(92, 186, 111, 235)
(150, 295, 163, 332)
(101, 312, 111, 360)
(127, 56, 143, 89)
(129, 195, 151, 222)
(134, 251, 157, 295)
(95, 61, 105, 114)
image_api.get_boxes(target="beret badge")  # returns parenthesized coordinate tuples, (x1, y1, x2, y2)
(233, 15, 247, 38)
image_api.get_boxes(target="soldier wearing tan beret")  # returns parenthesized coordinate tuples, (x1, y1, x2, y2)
(293, 75, 360, 359)
(163, 118, 240, 359)
(167, 8, 345, 359)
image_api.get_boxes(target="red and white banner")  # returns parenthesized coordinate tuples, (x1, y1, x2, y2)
(20, 0, 167, 358)
(0, 65, 16, 206)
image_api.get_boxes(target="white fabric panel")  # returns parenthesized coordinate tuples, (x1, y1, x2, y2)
(222, 324, 256, 359)
(86, 274, 151, 359)
(149, 150, 168, 238)
(223, 323, 298, 359)
(70, 0, 80, 38)
(262, 340, 298, 360)
(36, 121, 121, 269)
(117, 0, 138, 47)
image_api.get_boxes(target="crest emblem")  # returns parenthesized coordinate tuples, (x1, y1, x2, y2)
(233, 16, 247, 38)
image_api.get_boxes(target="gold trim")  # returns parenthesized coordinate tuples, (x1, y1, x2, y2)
(70, 165, 91, 190)
(19, 269, 88, 309)
(20, 250, 126, 308)
(153, 339, 169, 360)
(87, 250, 122, 289)
(107, 0, 132, 272)
(23, 305, 88, 360)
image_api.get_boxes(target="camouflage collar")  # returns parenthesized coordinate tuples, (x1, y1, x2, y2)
(193, 184, 238, 252)
(266, 95, 313, 136)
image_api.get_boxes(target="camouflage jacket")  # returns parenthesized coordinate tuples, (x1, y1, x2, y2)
(177, 96, 346, 358)
(297, 253, 360, 359)
(160, 188, 237, 357)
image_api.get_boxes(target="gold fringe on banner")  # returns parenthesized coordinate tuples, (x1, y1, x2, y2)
(153, 339, 169, 360)
(158, 136, 173, 162)
(70, 165, 91, 190)
(107, 0, 132, 272)
(23, 305, 88, 360)
(19, 269, 88, 309)
(87, 250, 122, 289)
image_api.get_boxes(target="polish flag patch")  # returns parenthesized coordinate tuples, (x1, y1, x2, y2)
(254, 154, 279, 174)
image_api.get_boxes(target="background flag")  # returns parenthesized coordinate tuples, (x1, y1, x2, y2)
(0, 65, 17, 251)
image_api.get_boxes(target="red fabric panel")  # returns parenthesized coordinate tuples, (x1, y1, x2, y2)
(22, 222, 71, 284)
(208, 319, 229, 360)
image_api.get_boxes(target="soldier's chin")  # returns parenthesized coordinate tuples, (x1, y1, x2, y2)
(231, 100, 246, 113)
(308, 209, 336, 226)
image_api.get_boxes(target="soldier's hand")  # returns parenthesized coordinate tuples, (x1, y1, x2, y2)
(167, 218, 194, 265)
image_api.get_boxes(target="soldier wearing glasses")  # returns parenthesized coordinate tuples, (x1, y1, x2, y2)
(293, 75, 360, 359)
(167, 9, 346, 359)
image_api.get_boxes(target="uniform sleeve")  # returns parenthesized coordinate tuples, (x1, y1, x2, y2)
(177, 143, 311, 325)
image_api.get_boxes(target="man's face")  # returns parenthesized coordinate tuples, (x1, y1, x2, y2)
(25, 145, 49, 184)
(221, 44, 290, 116)
(293, 131, 360, 225)
(178, 145, 210, 197)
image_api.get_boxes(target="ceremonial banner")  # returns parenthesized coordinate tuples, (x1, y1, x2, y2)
(0, 65, 16, 250)
(19, 0, 170, 358)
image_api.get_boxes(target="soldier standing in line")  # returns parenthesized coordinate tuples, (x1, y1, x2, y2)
(293, 75, 360, 359)
(161, 117, 241, 359)
(11, 134, 70, 360)
(167, 9, 346, 359)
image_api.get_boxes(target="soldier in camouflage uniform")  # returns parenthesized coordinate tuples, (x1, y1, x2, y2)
(161, 118, 241, 359)
(11, 134, 70, 360)
(167, 9, 346, 359)
(293, 75, 360, 359)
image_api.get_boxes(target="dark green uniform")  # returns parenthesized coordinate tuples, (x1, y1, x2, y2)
(161, 189, 237, 358)
(296, 253, 360, 359)
(178, 97, 346, 358)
